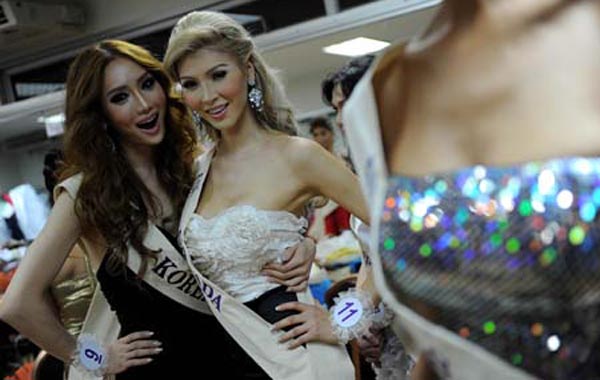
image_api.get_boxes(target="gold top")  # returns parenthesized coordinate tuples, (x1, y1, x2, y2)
(50, 251, 96, 336)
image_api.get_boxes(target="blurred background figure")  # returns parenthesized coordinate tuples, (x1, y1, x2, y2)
(307, 117, 352, 240)
(320, 53, 417, 380)
(31, 148, 97, 380)
(306, 116, 361, 298)
(321, 54, 375, 133)
(309, 116, 335, 154)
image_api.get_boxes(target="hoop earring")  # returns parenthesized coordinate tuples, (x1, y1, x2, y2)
(248, 80, 264, 113)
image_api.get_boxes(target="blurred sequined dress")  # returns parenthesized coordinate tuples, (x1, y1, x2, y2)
(342, 24, 600, 380)
(380, 158, 600, 379)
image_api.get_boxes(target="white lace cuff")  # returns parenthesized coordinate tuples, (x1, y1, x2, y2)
(68, 333, 108, 378)
(329, 289, 375, 344)
(371, 301, 395, 330)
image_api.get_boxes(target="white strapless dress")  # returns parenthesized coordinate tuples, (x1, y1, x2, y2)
(184, 204, 308, 302)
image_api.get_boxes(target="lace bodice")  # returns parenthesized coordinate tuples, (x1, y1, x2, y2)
(184, 205, 308, 302)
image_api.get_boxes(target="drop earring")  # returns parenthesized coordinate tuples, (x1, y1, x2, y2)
(247, 80, 264, 113)
(192, 110, 203, 127)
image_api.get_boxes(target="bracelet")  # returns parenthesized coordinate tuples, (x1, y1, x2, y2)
(371, 301, 395, 330)
(68, 333, 108, 378)
(329, 289, 375, 344)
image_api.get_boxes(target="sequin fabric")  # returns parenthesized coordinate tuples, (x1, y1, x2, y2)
(379, 157, 600, 379)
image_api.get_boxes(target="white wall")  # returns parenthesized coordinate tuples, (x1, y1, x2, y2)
(0, 144, 59, 194)
(16, 148, 51, 191)
(285, 72, 331, 119)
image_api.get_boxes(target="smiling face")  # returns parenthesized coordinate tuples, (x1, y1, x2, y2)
(101, 57, 167, 150)
(177, 48, 251, 132)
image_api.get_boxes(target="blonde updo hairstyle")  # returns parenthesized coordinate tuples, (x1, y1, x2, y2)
(163, 11, 297, 140)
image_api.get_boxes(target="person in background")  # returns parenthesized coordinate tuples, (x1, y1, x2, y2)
(307, 117, 352, 240)
(322, 55, 375, 133)
(0, 193, 25, 243)
(306, 116, 359, 307)
(309, 117, 335, 154)
(322, 53, 415, 380)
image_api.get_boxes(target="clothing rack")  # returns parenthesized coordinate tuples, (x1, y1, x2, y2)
(0, 320, 39, 378)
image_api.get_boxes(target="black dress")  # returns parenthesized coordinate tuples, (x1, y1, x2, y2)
(96, 229, 274, 379)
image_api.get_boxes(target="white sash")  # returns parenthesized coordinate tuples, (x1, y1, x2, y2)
(178, 149, 355, 380)
(68, 226, 214, 379)
(128, 225, 212, 315)
(67, 284, 119, 380)
(58, 176, 213, 380)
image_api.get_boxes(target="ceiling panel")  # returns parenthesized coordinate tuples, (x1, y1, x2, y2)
(0, 0, 440, 149)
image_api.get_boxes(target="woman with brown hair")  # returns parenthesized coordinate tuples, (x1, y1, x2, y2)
(0, 39, 315, 379)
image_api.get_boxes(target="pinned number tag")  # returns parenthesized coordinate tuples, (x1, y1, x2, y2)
(332, 296, 364, 328)
(329, 290, 373, 343)
(78, 336, 105, 371)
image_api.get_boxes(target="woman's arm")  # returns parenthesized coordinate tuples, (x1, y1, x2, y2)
(0, 193, 161, 373)
(275, 139, 394, 354)
(0, 192, 82, 361)
(262, 237, 316, 292)
(289, 137, 370, 225)
(262, 138, 367, 292)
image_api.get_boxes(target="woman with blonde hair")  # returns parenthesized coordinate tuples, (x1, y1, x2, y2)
(163, 10, 383, 379)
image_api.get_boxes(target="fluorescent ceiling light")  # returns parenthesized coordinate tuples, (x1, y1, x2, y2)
(37, 113, 65, 137)
(37, 113, 65, 124)
(322, 37, 390, 57)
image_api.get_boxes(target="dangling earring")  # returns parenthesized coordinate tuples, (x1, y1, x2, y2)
(191, 110, 211, 143)
(247, 80, 264, 113)
(191, 110, 203, 127)
(102, 122, 116, 152)
(108, 138, 116, 152)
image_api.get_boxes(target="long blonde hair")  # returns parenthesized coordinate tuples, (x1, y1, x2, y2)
(163, 11, 297, 140)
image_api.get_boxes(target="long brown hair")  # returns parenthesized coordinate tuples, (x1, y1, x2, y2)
(61, 40, 197, 276)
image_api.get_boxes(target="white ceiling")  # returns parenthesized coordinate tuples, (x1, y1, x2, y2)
(264, 7, 437, 82)
(0, 0, 440, 146)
